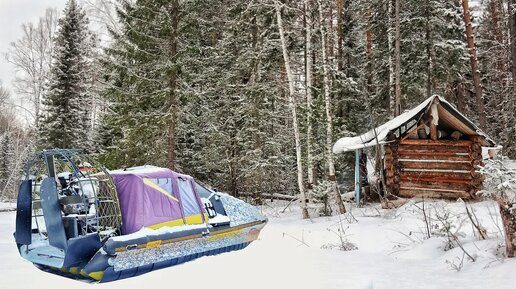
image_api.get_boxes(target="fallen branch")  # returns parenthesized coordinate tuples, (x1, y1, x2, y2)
(465, 203, 487, 240)
(282, 231, 310, 247)
(239, 191, 297, 201)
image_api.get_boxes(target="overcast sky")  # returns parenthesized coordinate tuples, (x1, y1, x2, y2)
(0, 0, 68, 96)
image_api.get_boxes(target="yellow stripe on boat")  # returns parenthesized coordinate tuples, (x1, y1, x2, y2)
(185, 214, 204, 225)
(142, 178, 179, 202)
(88, 271, 104, 281)
(69, 267, 79, 275)
(146, 240, 162, 248)
(207, 229, 241, 241)
(147, 218, 184, 229)
(147, 213, 204, 230)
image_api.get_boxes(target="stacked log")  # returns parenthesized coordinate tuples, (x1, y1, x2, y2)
(384, 141, 400, 195)
(387, 139, 482, 200)
(469, 136, 485, 194)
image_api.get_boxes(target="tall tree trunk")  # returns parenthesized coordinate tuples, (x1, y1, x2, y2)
(425, 3, 432, 98)
(317, 0, 346, 214)
(275, 1, 309, 219)
(462, 0, 486, 130)
(489, 0, 509, 137)
(366, 5, 374, 96)
(167, 0, 179, 170)
(394, 0, 401, 116)
(490, 0, 507, 77)
(388, 0, 395, 116)
(498, 197, 516, 257)
(456, 81, 466, 113)
(509, 0, 516, 87)
(328, 1, 334, 63)
(337, 0, 343, 72)
(303, 0, 312, 220)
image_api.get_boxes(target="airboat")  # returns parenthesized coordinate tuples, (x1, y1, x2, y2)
(14, 149, 267, 282)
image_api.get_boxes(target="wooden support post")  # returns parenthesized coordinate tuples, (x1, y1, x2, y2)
(429, 99, 439, 140)
(429, 117, 437, 140)
(355, 149, 361, 208)
(429, 124, 437, 140)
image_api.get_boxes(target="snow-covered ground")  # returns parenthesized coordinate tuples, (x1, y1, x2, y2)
(0, 202, 15, 212)
(1, 199, 515, 289)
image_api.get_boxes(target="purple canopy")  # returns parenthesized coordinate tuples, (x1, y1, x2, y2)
(111, 168, 206, 235)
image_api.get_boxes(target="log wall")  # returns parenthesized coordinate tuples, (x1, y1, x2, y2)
(385, 138, 483, 199)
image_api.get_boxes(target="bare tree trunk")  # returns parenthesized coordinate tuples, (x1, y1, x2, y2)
(462, 0, 486, 130)
(275, 1, 309, 219)
(490, 0, 507, 78)
(337, 0, 343, 72)
(366, 5, 374, 96)
(456, 81, 466, 113)
(167, 0, 179, 170)
(394, 0, 401, 116)
(303, 0, 313, 219)
(317, 0, 346, 214)
(498, 197, 516, 257)
(489, 0, 509, 134)
(328, 1, 334, 64)
(388, 0, 395, 117)
(509, 0, 516, 87)
(425, 3, 432, 98)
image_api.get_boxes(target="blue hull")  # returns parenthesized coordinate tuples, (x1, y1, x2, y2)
(34, 241, 252, 283)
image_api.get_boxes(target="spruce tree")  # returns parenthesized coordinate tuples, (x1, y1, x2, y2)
(38, 0, 94, 150)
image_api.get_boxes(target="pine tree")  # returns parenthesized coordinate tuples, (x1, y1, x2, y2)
(38, 0, 95, 150)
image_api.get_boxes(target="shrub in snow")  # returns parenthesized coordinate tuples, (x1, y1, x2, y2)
(478, 158, 516, 203)
(311, 180, 333, 216)
(322, 225, 358, 251)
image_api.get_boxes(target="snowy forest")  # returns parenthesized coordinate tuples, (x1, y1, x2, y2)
(2, 1, 516, 288)
(0, 0, 515, 203)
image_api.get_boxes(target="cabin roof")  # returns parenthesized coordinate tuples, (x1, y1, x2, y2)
(333, 95, 496, 154)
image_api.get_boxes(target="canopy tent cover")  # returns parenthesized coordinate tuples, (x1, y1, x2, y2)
(111, 167, 206, 234)
(333, 95, 496, 154)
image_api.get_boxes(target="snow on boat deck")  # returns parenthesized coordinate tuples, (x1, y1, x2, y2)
(1, 200, 516, 289)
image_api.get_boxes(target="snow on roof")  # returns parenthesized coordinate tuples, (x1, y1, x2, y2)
(333, 95, 495, 154)
(333, 97, 433, 154)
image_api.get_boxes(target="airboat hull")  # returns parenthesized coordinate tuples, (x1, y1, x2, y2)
(28, 220, 265, 283)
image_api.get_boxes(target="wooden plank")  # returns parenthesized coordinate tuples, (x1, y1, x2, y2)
(399, 161, 472, 171)
(399, 155, 471, 162)
(398, 145, 470, 154)
(398, 188, 472, 199)
(400, 175, 471, 184)
(399, 180, 471, 192)
(401, 171, 473, 180)
(400, 139, 473, 147)
(398, 151, 472, 162)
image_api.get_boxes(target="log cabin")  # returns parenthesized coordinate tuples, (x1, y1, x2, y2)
(333, 95, 496, 202)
